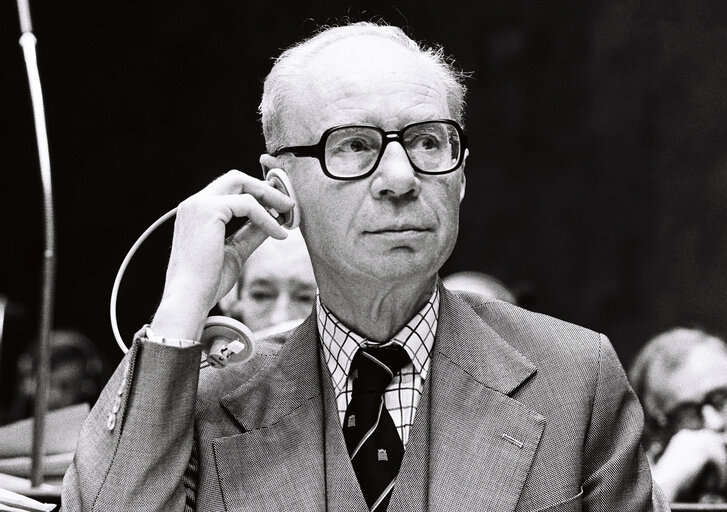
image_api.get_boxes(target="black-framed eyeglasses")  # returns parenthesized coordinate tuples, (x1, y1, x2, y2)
(271, 119, 468, 180)
(659, 386, 727, 434)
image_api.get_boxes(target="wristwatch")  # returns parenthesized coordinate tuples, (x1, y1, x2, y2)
(135, 324, 198, 348)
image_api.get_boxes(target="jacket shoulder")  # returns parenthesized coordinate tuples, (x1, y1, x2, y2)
(454, 290, 604, 371)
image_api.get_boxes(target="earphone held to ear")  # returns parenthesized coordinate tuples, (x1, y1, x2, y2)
(110, 169, 300, 369)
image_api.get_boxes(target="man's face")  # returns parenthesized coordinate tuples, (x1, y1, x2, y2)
(652, 344, 727, 433)
(20, 356, 90, 410)
(277, 36, 466, 288)
(221, 232, 316, 332)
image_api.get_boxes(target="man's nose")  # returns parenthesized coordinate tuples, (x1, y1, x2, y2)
(702, 404, 726, 431)
(370, 141, 421, 199)
(266, 295, 294, 328)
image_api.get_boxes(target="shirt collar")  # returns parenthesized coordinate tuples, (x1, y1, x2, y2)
(317, 285, 440, 392)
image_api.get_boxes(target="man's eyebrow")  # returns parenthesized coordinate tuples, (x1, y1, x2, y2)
(292, 281, 317, 289)
(246, 278, 276, 287)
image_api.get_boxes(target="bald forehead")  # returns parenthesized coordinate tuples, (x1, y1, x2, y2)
(309, 34, 424, 68)
(285, 35, 449, 134)
(246, 231, 307, 262)
(647, 342, 727, 410)
(309, 35, 444, 91)
(242, 232, 312, 282)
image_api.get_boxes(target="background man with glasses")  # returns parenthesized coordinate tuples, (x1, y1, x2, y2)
(217, 228, 317, 335)
(631, 327, 727, 503)
(63, 22, 667, 511)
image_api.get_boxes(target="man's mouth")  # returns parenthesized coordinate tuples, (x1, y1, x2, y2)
(365, 226, 432, 237)
(366, 223, 430, 233)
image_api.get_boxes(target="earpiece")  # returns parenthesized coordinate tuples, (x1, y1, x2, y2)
(265, 168, 300, 229)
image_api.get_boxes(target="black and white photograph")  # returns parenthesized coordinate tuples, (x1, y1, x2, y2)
(1, 2, 727, 510)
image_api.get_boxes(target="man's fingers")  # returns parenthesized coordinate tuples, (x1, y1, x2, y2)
(198, 169, 295, 212)
(225, 194, 289, 240)
(175, 191, 289, 240)
(201, 169, 249, 195)
(216, 224, 269, 305)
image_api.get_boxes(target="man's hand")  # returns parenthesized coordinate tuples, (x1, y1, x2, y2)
(652, 429, 727, 501)
(150, 170, 295, 340)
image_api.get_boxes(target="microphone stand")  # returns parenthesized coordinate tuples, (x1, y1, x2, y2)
(16, 0, 57, 488)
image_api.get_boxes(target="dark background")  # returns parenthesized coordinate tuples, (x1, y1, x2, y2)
(2, 1, 726, 408)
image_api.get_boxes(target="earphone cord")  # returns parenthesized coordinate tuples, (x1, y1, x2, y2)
(110, 208, 177, 354)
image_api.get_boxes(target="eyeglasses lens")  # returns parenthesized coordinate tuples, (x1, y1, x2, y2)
(325, 127, 382, 178)
(668, 387, 727, 432)
(403, 122, 460, 172)
(670, 405, 705, 431)
(709, 388, 727, 413)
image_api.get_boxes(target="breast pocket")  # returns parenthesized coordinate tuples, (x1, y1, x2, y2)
(530, 487, 583, 512)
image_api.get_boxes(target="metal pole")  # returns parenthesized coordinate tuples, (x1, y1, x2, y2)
(16, 0, 57, 488)
(0, 296, 7, 376)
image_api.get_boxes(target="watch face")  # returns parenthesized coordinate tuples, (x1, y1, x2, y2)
(133, 324, 155, 343)
(146, 328, 168, 344)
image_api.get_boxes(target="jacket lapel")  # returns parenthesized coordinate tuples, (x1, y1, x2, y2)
(387, 370, 432, 511)
(212, 315, 327, 511)
(427, 287, 545, 512)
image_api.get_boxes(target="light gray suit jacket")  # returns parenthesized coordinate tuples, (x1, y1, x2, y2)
(62, 287, 669, 511)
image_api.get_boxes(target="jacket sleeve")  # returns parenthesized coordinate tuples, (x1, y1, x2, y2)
(61, 339, 204, 512)
(581, 334, 670, 511)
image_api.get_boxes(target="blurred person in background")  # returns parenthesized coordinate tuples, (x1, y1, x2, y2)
(8, 328, 105, 423)
(217, 227, 316, 334)
(630, 327, 727, 503)
(442, 270, 517, 304)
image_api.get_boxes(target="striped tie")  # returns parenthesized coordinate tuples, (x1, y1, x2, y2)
(343, 345, 410, 511)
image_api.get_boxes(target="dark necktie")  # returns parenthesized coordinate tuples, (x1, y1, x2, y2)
(343, 345, 411, 511)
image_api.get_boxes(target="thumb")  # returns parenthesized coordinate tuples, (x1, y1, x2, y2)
(216, 222, 270, 304)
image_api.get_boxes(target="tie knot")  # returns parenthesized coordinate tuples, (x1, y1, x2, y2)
(351, 345, 410, 394)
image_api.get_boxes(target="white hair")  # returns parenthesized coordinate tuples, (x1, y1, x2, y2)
(258, 22, 468, 153)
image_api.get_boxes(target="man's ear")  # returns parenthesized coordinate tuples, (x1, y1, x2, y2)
(459, 149, 468, 203)
(260, 153, 301, 229)
(259, 153, 285, 179)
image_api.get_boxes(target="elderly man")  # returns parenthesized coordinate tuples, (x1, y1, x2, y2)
(217, 228, 316, 334)
(630, 328, 727, 503)
(63, 22, 667, 511)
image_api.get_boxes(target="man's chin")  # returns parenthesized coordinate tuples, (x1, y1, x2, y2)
(362, 254, 439, 283)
